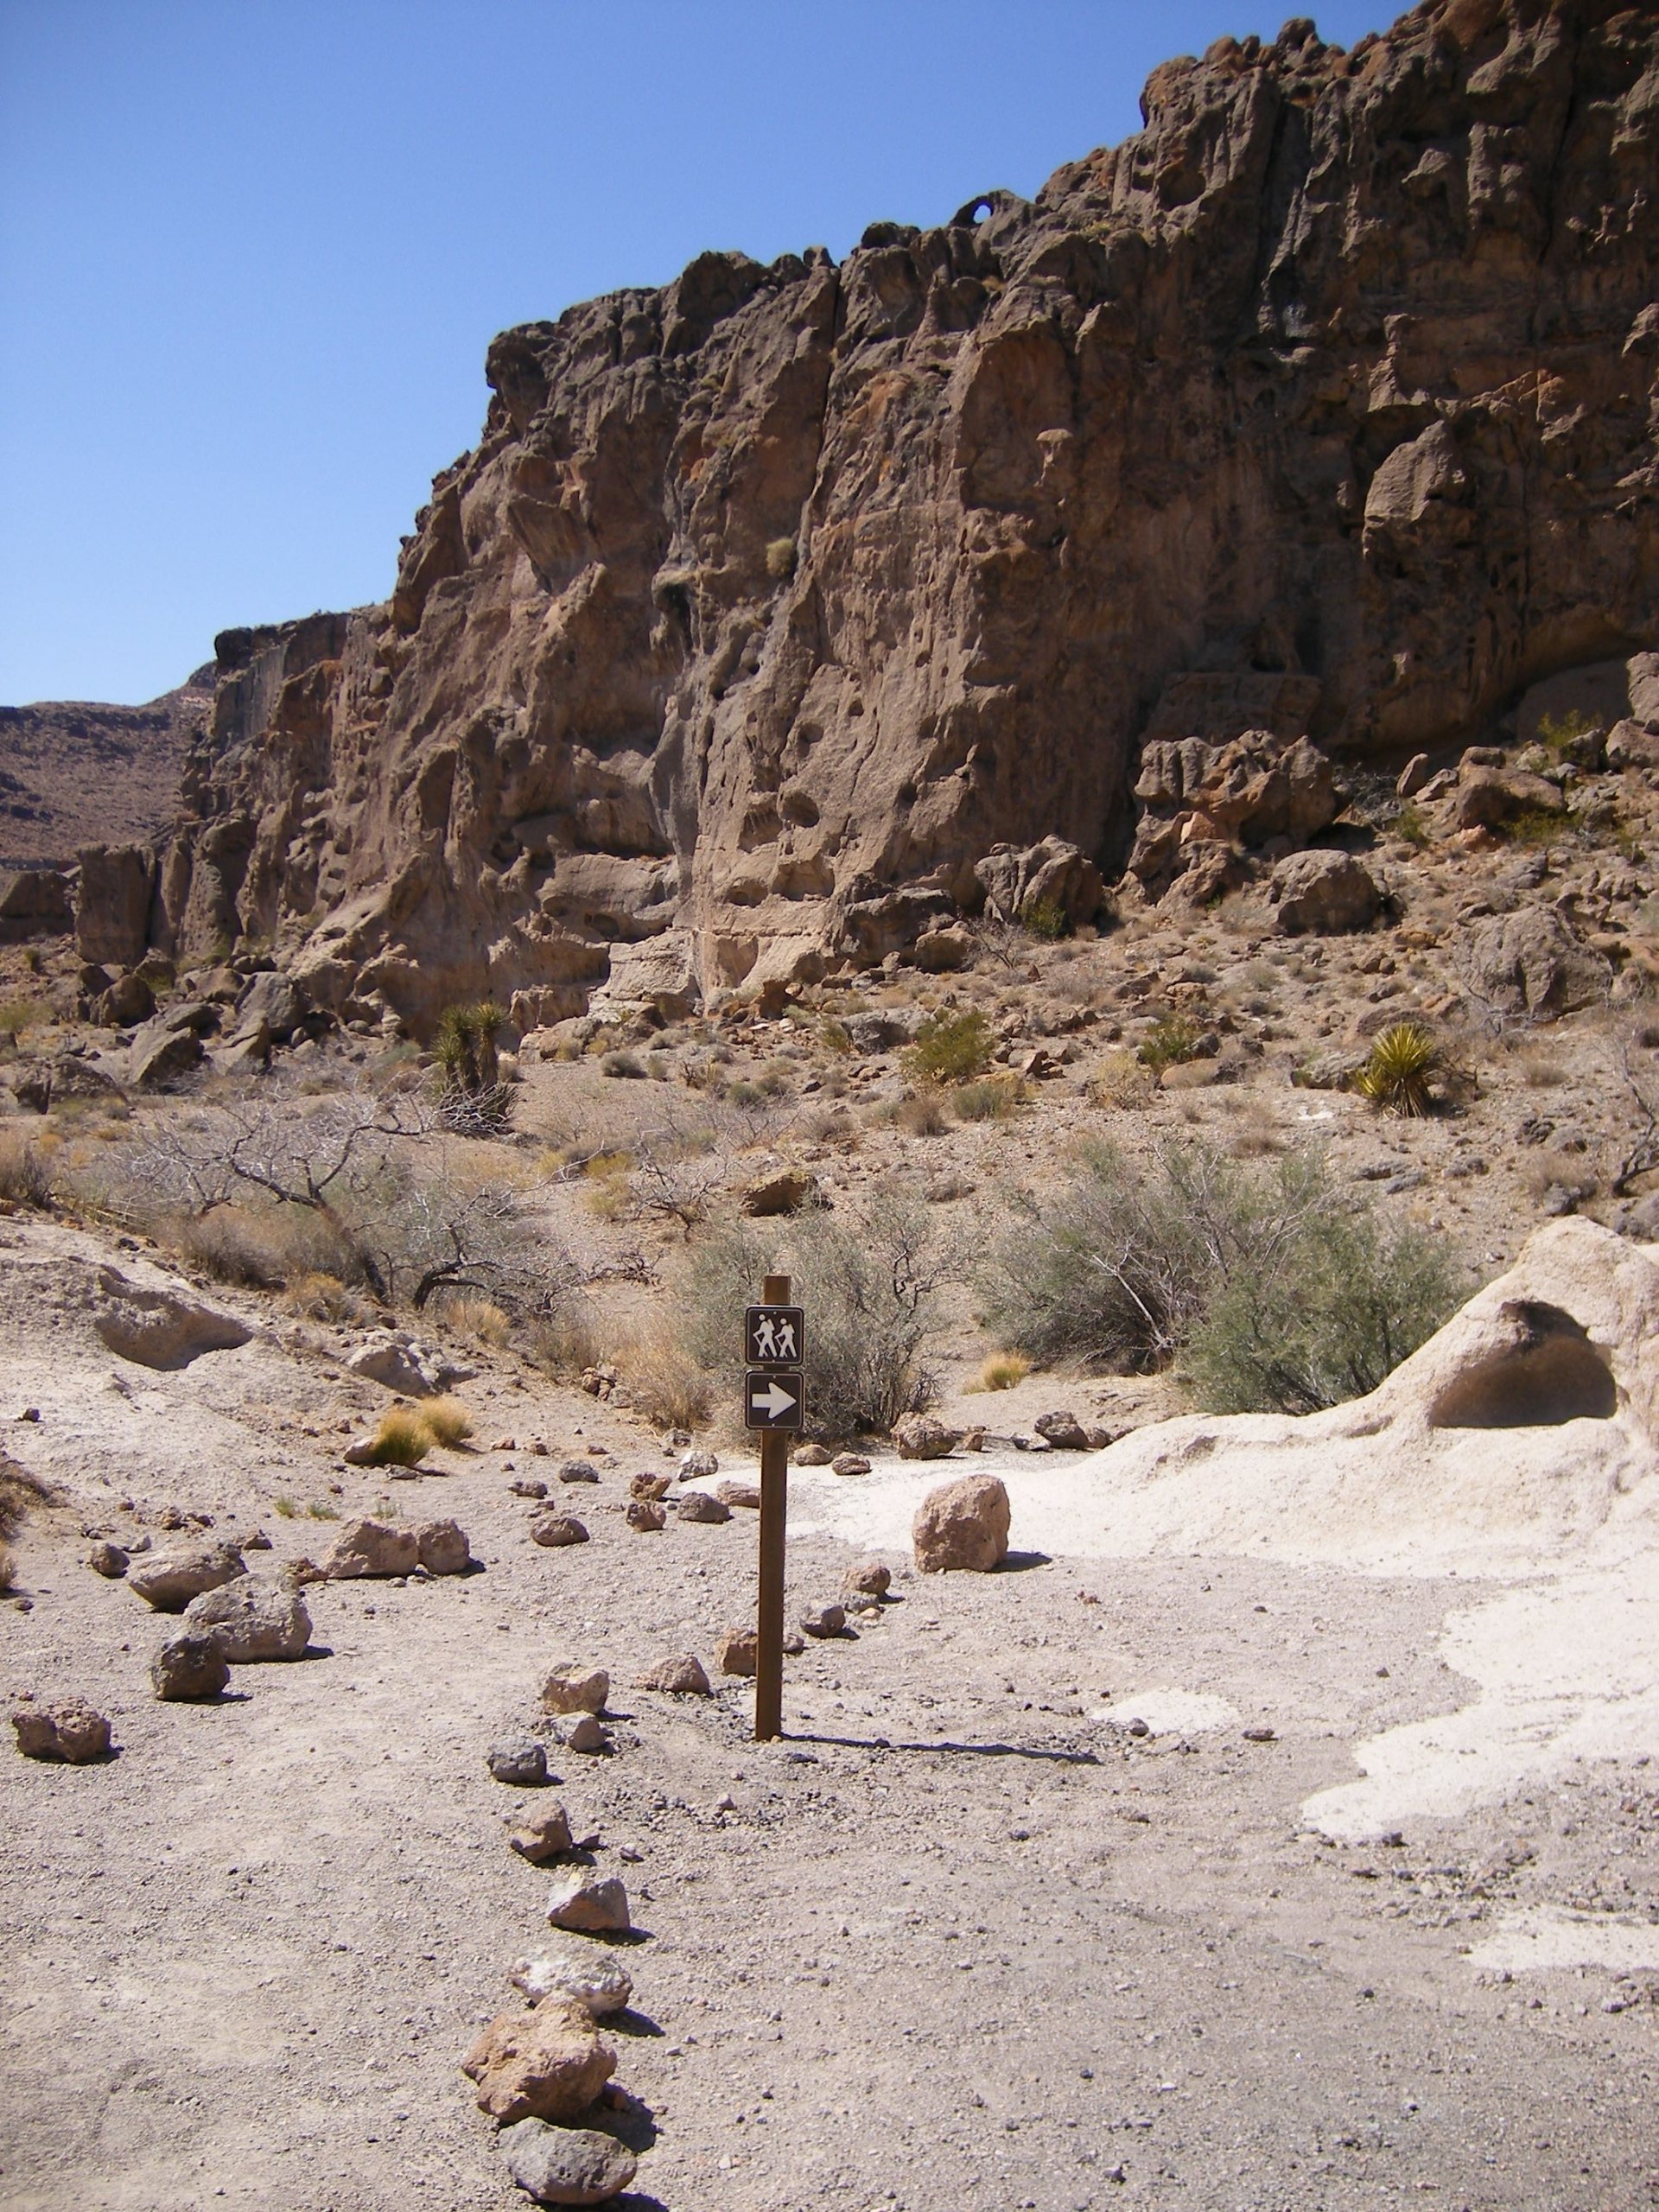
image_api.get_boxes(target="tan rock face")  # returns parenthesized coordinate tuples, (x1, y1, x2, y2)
(148, 8, 1659, 1026)
(460, 1997, 615, 2126)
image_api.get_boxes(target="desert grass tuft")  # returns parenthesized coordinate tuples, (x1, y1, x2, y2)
(976, 1351, 1032, 1392)
(420, 1395, 475, 1449)
(359, 1407, 432, 1468)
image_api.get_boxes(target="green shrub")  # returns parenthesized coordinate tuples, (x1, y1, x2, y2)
(978, 1140, 1460, 1411)
(904, 1007, 995, 1087)
(359, 1407, 430, 1468)
(1137, 1011, 1204, 1075)
(954, 1075, 1023, 1122)
(434, 1001, 511, 1132)
(1352, 1022, 1442, 1118)
(600, 1051, 645, 1079)
(1022, 898, 1071, 942)
(667, 1188, 951, 1439)
(1392, 803, 1432, 849)
(765, 536, 798, 582)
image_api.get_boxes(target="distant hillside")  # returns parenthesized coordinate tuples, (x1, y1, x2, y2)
(0, 669, 213, 867)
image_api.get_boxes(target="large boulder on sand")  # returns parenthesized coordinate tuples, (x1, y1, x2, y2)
(181, 1576, 310, 1660)
(127, 1538, 247, 1612)
(322, 1518, 420, 1579)
(912, 1474, 1011, 1573)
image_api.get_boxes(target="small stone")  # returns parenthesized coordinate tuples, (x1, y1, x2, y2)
(530, 1513, 590, 1548)
(510, 1939, 633, 2017)
(243, 1528, 272, 1550)
(830, 1452, 871, 1477)
(912, 1474, 1011, 1573)
(541, 1665, 609, 1716)
(715, 1626, 758, 1676)
(716, 1479, 761, 1509)
(795, 1443, 833, 1465)
(556, 1460, 600, 1485)
(1243, 1726, 1277, 1743)
(126, 1538, 247, 1612)
(510, 1478, 550, 1499)
(678, 1448, 719, 1478)
(781, 1630, 806, 1656)
(638, 1654, 711, 1695)
(181, 1577, 310, 1660)
(676, 1490, 731, 1524)
(552, 1713, 607, 1754)
(628, 1471, 671, 1501)
(86, 1541, 129, 1579)
(321, 1518, 421, 1579)
(498, 2117, 638, 2205)
(801, 1602, 846, 1638)
(151, 1631, 230, 1700)
(1033, 1409, 1090, 1450)
(12, 1696, 112, 1763)
(506, 1802, 574, 1863)
(489, 1733, 550, 1786)
(461, 1999, 616, 2126)
(842, 1560, 892, 1602)
(625, 1500, 665, 1533)
(416, 1518, 472, 1574)
(544, 1870, 631, 1934)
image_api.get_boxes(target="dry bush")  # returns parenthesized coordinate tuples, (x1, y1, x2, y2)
(1518, 1051, 1568, 1089)
(1087, 1051, 1154, 1110)
(359, 1408, 431, 1468)
(975, 1351, 1031, 1391)
(174, 1201, 360, 1289)
(615, 1324, 714, 1430)
(895, 1091, 950, 1136)
(0, 1540, 15, 1593)
(434, 1292, 512, 1347)
(0, 1453, 51, 1541)
(421, 1396, 474, 1448)
(525, 1301, 601, 1381)
(954, 1075, 1024, 1122)
(0, 1127, 53, 1208)
(281, 1271, 369, 1323)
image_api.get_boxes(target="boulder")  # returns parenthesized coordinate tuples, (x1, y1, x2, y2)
(488, 1733, 550, 1787)
(556, 1459, 600, 1485)
(624, 1501, 664, 1533)
(628, 1471, 671, 1500)
(801, 1602, 846, 1638)
(12, 1696, 111, 1763)
(1033, 1409, 1090, 1450)
(94, 972, 156, 1027)
(506, 1802, 574, 1863)
(126, 1017, 204, 1089)
(638, 1653, 711, 1695)
(10, 1056, 126, 1113)
(912, 1474, 1011, 1573)
(151, 1631, 231, 1700)
(93, 1268, 251, 1370)
(322, 1518, 421, 1579)
(540, 1665, 608, 1716)
(510, 1940, 632, 2018)
(1129, 728, 1338, 897)
(531, 1512, 590, 1548)
(127, 1538, 247, 1612)
(461, 1998, 616, 2126)
(974, 836, 1104, 931)
(85, 1541, 129, 1578)
(678, 1447, 719, 1477)
(1452, 765, 1567, 833)
(0, 868, 72, 941)
(831, 1452, 872, 1476)
(715, 1626, 758, 1676)
(544, 1871, 632, 1934)
(498, 2118, 638, 2206)
(181, 1576, 310, 1659)
(1464, 909, 1612, 1020)
(346, 1333, 473, 1397)
(676, 1490, 732, 1524)
(741, 1168, 818, 1217)
(235, 968, 306, 1043)
(894, 1415, 962, 1460)
(415, 1518, 472, 1575)
(717, 1479, 761, 1509)
(1269, 850, 1382, 936)
(74, 844, 155, 969)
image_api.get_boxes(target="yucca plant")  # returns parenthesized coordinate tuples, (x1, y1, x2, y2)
(433, 1001, 512, 1134)
(1353, 1022, 1441, 1117)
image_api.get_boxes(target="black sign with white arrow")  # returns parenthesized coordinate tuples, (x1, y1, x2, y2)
(745, 1370, 804, 1431)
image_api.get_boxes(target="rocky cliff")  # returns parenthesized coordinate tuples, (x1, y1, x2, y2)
(146, 0, 1659, 1032)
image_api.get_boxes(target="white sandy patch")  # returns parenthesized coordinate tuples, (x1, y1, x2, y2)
(1468, 1908, 1659, 1975)
(1304, 1558, 1659, 1841)
(1093, 1689, 1241, 1736)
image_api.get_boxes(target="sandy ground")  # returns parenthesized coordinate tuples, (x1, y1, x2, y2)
(3, 1219, 1659, 2212)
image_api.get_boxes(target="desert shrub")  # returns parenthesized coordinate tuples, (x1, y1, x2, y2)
(615, 1325, 714, 1430)
(979, 1140, 1460, 1410)
(281, 1271, 365, 1323)
(0, 998, 43, 1038)
(359, 1407, 430, 1468)
(1391, 803, 1432, 849)
(1188, 1209, 1460, 1415)
(433, 1292, 512, 1346)
(954, 1075, 1024, 1122)
(820, 1018, 853, 1056)
(976, 1351, 1031, 1391)
(1023, 898, 1071, 942)
(765, 536, 798, 582)
(895, 1091, 949, 1137)
(175, 1200, 361, 1289)
(1352, 1022, 1444, 1118)
(600, 1051, 645, 1079)
(1137, 1011, 1204, 1075)
(525, 1300, 601, 1381)
(273, 1495, 298, 1518)
(668, 1187, 953, 1439)
(0, 1453, 50, 1543)
(420, 1395, 474, 1448)
(905, 1008, 995, 1087)
(0, 1541, 15, 1592)
(1087, 1051, 1154, 1111)
(306, 1499, 340, 1521)
(0, 1128, 52, 1209)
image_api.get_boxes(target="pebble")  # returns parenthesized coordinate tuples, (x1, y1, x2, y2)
(715, 1626, 758, 1676)
(677, 1490, 731, 1524)
(510, 1478, 550, 1499)
(801, 1603, 846, 1639)
(679, 1448, 719, 1478)
(842, 1560, 892, 1601)
(795, 1443, 833, 1465)
(628, 1471, 671, 1501)
(85, 1541, 129, 1579)
(505, 1802, 575, 1863)
(556, 1460, 600, 1485)
(510, 1938, 633, 2017)
(11, 1697, 111, 1763)
(830, 1452, 871, 1477)
(716, 1479, 761, 1509)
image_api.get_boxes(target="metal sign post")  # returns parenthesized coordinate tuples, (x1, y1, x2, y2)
(746, 1273, 801, 1741)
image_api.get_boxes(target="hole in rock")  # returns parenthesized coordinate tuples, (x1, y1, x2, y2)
(1428, 1303, 1617, 1429)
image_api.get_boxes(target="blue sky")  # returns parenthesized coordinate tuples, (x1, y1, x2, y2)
(0, 1, 1397, 705)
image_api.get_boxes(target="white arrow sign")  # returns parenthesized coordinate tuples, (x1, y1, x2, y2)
(749, 1378, 798, 1421)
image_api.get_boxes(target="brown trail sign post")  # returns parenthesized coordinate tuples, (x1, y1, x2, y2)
(745, 1272, 803, 1740)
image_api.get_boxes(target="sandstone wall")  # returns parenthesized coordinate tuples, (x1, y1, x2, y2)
(155, 0, 1659, 1028)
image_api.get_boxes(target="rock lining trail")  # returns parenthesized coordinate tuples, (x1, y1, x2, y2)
(4, 1213, 1659, 2209)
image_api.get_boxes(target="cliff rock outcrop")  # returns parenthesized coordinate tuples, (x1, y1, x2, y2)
(147, 0, 1659, 1031)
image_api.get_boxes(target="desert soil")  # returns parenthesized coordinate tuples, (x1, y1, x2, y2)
(3, 1215, 1658, 2212)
